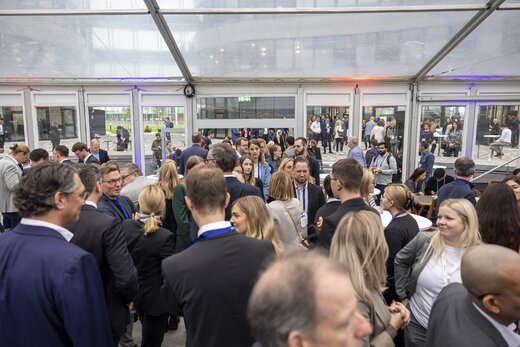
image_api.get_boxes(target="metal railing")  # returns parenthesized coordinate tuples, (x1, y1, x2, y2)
(472, 155, 520, 182)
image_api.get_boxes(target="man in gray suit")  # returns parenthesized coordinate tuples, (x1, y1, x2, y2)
(427, 244, 520, 347)
(120, 163, 156, 207)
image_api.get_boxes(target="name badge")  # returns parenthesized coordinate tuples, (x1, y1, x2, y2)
(300, 212, 308, 228)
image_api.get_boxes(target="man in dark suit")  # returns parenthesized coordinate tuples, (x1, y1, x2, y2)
(90, 138, 110, 164)
(178, 132, 208, 175)
(72, 141, 100, 164)
(67, 164, 139, 346)
(161, 165, 275, 347)
(317, 158, 378, 250)
(314, 174, 341, 224)
(436, 156, 476, 212)
(97, 164, 138, 222)
(207, 143, 263, 220)
(292, 155, 325, 239)
(0, 162, 113, 346)
(23, 148, 49, 176)
(53, 144, 74, 165)
(294, 137, 321, 185)
(427, 244, 520, 347)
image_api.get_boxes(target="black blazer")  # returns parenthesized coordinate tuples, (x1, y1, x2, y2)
(90, 148, 110, 164)
(161, 230, 275, 347)
(122, 220, 175, 316)
(61, 159, 74, 165)
(318, 197, 379, 250)
(98, 194, 138, 222)
(426, 283, 508, 347)
(314, 199, 341, 223)
(225, 176, 263, 220)
(67, 204, 139, 337)
(307, 155, 321, 186)
(79, 155, 100, 164)
(293, 182, 326, 231)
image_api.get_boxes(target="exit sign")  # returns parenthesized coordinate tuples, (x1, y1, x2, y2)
(238, 96, 251, 102)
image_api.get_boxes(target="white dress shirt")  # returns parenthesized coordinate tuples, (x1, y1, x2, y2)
(197, 221, 233, 238)
(20, 218, 73, 242)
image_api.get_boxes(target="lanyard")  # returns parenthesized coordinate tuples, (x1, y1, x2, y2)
(455, 179, 471, 190)
(440, 252, 461, 287)
(296, 183, 307, 211)
(115, 197, 129, 219)
(257, 164, 261, 179)
(376, 154, 388, 168)
(436, 178, 445, 192)
(390, 212, 404, 223)
(189, 226, 234, 247)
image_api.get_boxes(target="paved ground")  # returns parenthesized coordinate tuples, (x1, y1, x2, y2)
(129, 319, 186, 347)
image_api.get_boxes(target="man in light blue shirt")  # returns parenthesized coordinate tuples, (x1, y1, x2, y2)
(347, 136, 366, 168)
(364, 117, 376, 148)
(419, 141, 435, 181)
(490, 124, 512, 158)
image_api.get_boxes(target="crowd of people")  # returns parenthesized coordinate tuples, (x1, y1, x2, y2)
(0, 129, 520, 347)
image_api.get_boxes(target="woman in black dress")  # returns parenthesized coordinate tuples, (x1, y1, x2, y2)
(122, 185, 175, 347)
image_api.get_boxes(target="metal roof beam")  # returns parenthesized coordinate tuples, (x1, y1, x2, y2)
(0, 9, 148, 16)
(143, 0, 193, 84)
(413, 0, 505, 83)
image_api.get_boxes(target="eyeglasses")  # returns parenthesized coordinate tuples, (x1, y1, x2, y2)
(121, 173, 133, 181)
(330, 177, 344, 186)
(103, 178, 123, 185)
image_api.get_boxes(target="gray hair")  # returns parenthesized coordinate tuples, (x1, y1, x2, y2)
(14, 162, 78, 217)
(248, 251, 348, 347)
(454, 157, 475, 177)
(209, 143, 237, 172)
(348, 136, 359, 145)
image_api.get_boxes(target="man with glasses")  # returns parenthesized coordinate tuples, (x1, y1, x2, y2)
(427, 244, 520, 347)
(0, 162, 113, 346)
(72, 141, 100, 164)
(235, 137, 249, 160)
(120, 163, 155, 207)
(98, 164, 138, 222)
(317, 158, 378, 250)
(68, 164, 138, 347)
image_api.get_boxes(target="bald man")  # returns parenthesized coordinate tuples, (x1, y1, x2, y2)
(89, 139, 110, 164)
(426, 244, 520, 347)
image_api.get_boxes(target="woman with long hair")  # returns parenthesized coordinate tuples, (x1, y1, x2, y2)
(230, 196, 283, 254)
(381, 184, 419, 304)
(122, 185, 175, 347)
(249, 139, 271, 197)
(274, 129, 286, 152)
(334, 119, 345, 153)
(156, 159, 179, 235)
(361, 168, 378, 210)
(172, 155, 205, 253)
(404, 168, 426, 195)
(395, 199, 481, 347)
(331, 211, 410, 346)
(476, 182, 520, 252)
(266, 171, 306, 250)
(269, 144, 282, 172)
(503, 175, 520, 210)
(239, 154, 264, 198)
(445, 122, 462, 157)
(278, 158, 294, 177)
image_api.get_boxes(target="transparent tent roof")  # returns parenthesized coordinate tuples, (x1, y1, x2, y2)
(0, 0, 518, 82)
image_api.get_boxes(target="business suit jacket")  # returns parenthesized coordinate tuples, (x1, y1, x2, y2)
(122, 220, 175, 316)
(60, 159, 75, 165)
(314, 199, 341, 223)
(161, 230, 275, 347)
(120, 176, 156, 207)
(358, 291, 394, 347)
(426, 283, 509, 347)
(68, 204, 139, 338)
(419, 150, 435, 181)
(178, 144, 208, 174)
(225, 176, 263, 220)
(90, 148, 110, 164)
(0, 156, 21, 213)
(79, 154, 100, 164)
(436, 179, 476, 212)
(172, 183, 191, 253)
(0, 223, 113, 347)
(317, 197, 379, 250)
(98, 194, 138, 222)
(307, 154, 321, 186)
(293, 182, 326, 231)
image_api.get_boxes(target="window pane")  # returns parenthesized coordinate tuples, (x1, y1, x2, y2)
(474, 105, 519, 161)
(36, 106, 79, 152)
(306, 106, 350, 153)
(197, 96, 295, 119)
(420, 106, 465, 161)
(0, 106, 25, 153)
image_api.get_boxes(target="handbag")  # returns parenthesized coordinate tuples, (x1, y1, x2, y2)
(276, 200, 310, 248)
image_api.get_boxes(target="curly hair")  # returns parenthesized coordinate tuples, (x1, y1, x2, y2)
(14, 162, 78, 217)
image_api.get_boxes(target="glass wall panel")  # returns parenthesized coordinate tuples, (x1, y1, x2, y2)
(88, 106, 131, 162)
(474, 105, 519, 161)
(36, 106, 79, 152)
(306, 106, 350, 154)
(0, 106, 25, 152)
(142, 106, 186, 175)
(420, 105, 465, 159)
(197, 97, 295, 119)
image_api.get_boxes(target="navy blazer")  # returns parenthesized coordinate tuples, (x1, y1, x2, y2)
(90, 148, 110, 164)
(178, 144, 208, 175)
(0, 223, 113, 346)
(225, 176, 263, 220)
(436, 178, 476, 213)
(98, 194, 138, 222)
(307, 155, 321, 186)
(68, 205, 139, 338)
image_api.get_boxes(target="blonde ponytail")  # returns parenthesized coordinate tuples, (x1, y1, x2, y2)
(137, 185, 165, 236)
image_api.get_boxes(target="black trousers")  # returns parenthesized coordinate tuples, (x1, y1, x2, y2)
(139, 313, 169, 347)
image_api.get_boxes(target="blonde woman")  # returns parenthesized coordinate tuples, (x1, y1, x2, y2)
(361, 169, 379, 210)
(277, 158, 294, 177)
(394, 198, 482, 347)
(266, 171, 306, 250)
(331, 211, 409, 347)
(230, 196, 283, 254)
(381, 184, 419, 304)
(334, 119, 345, 153)
(156, 159, 180, 235)
(122, 185, 175, 347)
